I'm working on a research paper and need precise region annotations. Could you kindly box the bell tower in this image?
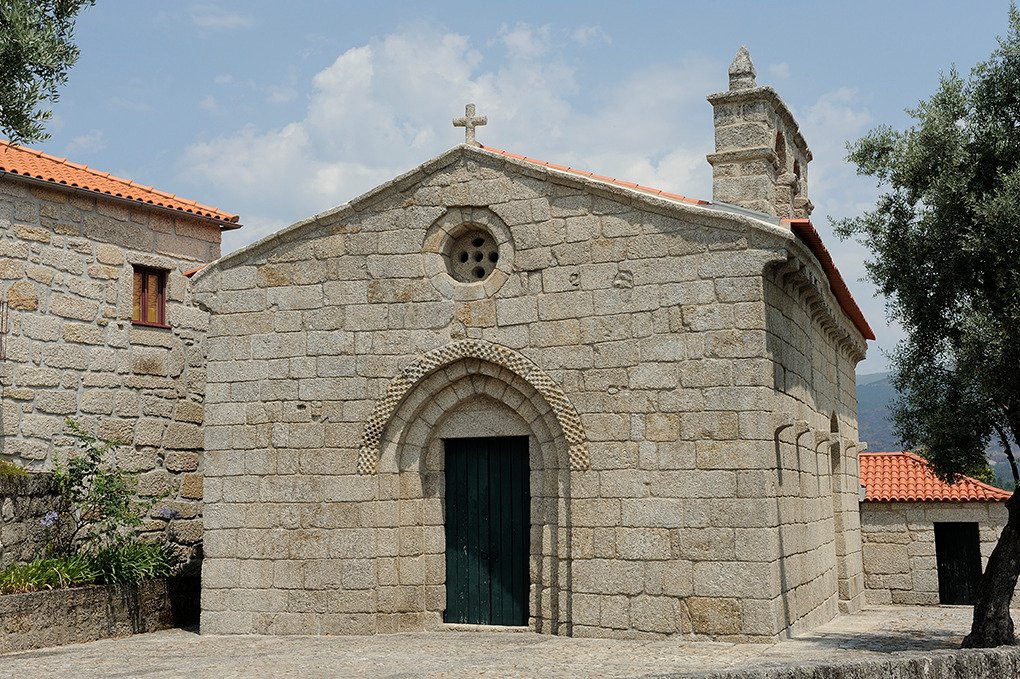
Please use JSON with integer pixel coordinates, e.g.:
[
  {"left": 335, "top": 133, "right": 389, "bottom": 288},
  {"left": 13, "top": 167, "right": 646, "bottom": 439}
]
[{"left": 706, "top": 46, "right": 813, "bottom": 219}]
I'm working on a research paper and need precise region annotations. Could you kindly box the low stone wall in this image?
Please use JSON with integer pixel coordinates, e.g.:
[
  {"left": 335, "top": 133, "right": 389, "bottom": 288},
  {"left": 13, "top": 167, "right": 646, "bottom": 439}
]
[
  {"left": 0, "top": 577, "right": 198, "bottom": 654},
  {"left": 0, "top": 472, "right": 59, "bottom": 568},
  {"left": 683, "top": 647, "right": 1020, "bottom": 678}
]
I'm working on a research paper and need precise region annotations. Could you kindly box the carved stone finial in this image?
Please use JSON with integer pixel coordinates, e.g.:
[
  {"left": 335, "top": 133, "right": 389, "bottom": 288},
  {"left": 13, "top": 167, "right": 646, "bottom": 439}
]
[
  {"left": 728, "top": 46, "right": 757, "bottom": 90},
  {"left": 452, "top": 103, "right": 487, "bottom": 146}
]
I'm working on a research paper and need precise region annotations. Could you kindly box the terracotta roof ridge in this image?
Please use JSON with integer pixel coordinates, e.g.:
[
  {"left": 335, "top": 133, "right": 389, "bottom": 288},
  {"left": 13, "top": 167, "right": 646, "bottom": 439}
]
[
  {"left": 783, "top": 218, "right": 875, "bottom": 341},
  {"left": 478, "top": 145, "right": 711, "bottom": 207},
  {"left": 0, "top": 139, "right": 240, "bottom": 226}
]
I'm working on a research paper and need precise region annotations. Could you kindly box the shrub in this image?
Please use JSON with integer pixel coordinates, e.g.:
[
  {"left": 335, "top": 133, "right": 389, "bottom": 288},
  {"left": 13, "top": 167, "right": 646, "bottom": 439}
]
[
  {"left": 0, "top": 543, "right": 181, "bottom": 595},
  {"left": 91, "top": 542, "right": 181, "bottom": 585},
  {"left": 49, "top": 419, "right": 154, "bottom": 554},
  {"left": 0, "top": 420, "right": 182, "bottom": 596}
]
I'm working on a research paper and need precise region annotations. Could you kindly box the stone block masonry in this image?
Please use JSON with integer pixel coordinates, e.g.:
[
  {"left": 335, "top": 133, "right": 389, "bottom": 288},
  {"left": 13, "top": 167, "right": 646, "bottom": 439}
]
[
  {"left": 861, "top": 501, "right": 1020, "bottom": 606},
  {"left": 0, "top": 578, "right": 185, "bottom": 654},
  {"left": 1, "top": 176, "right": 222, "bottom": 562},
  {"left": 0, "top": 473, "right": 60, "bottom": 568},
  {"left": 192, "top": 140, "right": 869, "bottom": 642}
]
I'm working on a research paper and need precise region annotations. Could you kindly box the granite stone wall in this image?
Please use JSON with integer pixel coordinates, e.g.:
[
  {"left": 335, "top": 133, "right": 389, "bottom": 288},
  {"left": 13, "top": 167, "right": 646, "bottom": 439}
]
[
  {"left": 706, "top": 59, "right": 813, "bottom": 220},
  {"left": 193, "top": 145, "right": 869, "bottom": 641},
  {"left": 763, "top": 262, "right": 867, "bottom": 633},
  {"left": 0, "top": 579, "right": 182, "bottom": 654},
  {"left": 0, "top": 472, "right": 60, "bottom": 568},
  {"left": 860, "top": 501, "right": 1020, "bottom": 606},
  {"left": 0, "top": 177, "right": 220, "bottom": 561}
]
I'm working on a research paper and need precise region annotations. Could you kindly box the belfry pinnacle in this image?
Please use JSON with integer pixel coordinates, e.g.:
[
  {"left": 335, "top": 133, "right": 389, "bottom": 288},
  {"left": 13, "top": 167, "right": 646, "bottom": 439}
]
[{"left": 728, "top": 46, "right": 757, "bottom": 90}]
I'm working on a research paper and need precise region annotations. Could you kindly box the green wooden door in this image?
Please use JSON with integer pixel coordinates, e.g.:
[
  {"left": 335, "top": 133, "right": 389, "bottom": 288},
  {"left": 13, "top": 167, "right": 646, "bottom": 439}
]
[{"left": 444, "top": 436, "right": 530, "bottom": 626}]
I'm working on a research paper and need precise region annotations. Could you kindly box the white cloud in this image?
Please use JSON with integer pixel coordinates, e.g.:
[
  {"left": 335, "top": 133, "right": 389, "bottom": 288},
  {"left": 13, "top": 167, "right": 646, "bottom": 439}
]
[
  {"left": 110, "top": 96, "right": 151, "bottom": 112},
  {"left": 799, "top": 87, "right": 873, "bottom": 211},
  {"left": 497, "top": 23, "right": 552, "bottom": 60},
  {"left": 199, "top": 95, "right": 220, "bottom": 112},
  {"left": 189, "top": 4, "right": 253, "bottom": 30},
  {"left": 181, "top": 24, "right": 723, "bottom": 251},
  {"left": 266, "top": 85, "right": 297, "bottom": 104},
  {"left": 213, "top": 73, "right": 235, "bottom": 85},
  {"left": 571, "top": 25, "right": 611, "bottom": 46},
  {"left": 65, "top": 130, "right": 106, "bottom": 155},
  {"left": 180, "top": 23, "right": 898, "bottom": 368},
  {"left": 768, "top": 62, "right": 790, "bottom": 79}
]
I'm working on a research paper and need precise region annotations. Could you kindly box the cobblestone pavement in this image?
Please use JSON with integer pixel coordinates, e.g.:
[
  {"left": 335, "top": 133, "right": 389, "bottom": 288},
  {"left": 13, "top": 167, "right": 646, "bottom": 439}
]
[{"left": 0, "top": 606, "right": 979, "bottom": 678}]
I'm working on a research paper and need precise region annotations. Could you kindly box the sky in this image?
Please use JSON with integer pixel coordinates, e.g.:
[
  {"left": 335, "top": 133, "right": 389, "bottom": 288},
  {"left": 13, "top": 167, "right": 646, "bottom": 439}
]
[{"left": 36, "top": 0, "right": 1017, "bottom": 373}]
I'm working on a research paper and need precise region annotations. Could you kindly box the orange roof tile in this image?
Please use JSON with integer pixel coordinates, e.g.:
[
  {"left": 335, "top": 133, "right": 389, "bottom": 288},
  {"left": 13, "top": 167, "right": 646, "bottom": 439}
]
[
  {"left": 182, "top": 264, "right": 207, "bottom": 278},
  {"left": 479, "top": 145, "right": 711, "bottom": 206},
  {"left": 860, "top": 451, "right": 1012, "bottom": 502},
  {"left": 0, "top": 141, "right": 240, "bottom": 227},
  {"left": 478, "top": 145, "right": 873, "bottom": 342}
]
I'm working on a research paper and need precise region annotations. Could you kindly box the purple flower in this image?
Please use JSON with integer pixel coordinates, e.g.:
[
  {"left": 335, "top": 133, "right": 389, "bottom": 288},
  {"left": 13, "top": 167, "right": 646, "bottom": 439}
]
[
  {"left": 155, "top": 506, "right": 180, "bottom": 520},
  {"left": 40, "top": 511, "right": 58, "bottom": 527}
]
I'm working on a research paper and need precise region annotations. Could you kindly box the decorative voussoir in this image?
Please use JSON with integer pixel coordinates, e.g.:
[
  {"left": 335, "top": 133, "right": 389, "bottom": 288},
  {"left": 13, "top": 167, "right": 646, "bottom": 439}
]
[{"left": 357, "top": 339, "right": 590, "bottom": 473}]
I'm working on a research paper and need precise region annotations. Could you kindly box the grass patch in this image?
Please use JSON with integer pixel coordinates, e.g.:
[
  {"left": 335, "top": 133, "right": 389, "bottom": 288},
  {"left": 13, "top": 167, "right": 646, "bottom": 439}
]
[
  {"left": 0, "top": 459, "right": 29, "bottom": 478},
  {"left": 0, "top": 543, "right": 180, "bottom": 595}
]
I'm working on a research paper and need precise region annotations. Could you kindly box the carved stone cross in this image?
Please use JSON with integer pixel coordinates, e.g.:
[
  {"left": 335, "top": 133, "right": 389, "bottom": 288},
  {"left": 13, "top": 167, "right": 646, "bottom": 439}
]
[{"left": 453, "top": 103, "right": 487, "bottom": 146}]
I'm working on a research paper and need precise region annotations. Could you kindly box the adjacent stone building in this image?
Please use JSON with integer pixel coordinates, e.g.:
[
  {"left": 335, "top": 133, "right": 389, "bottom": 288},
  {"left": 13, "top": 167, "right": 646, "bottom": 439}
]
[
  {"left": 859, "top": 451, "right": 1017, "bottom": 607},
  {"left": 193, "top": 47, "right": 875, "bottom": 641},
  {"left": 0, "top": 141, "right": 240, "bottom": 560}
]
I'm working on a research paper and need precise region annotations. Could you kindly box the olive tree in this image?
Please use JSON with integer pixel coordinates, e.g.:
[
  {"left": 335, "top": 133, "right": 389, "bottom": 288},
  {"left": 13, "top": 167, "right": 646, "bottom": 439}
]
[
  {"left": 837, "top": 5, "right": 1020, "bottom": 648},
  {"left": 0, "top": 0, "right": 95, "bottom": 144}
]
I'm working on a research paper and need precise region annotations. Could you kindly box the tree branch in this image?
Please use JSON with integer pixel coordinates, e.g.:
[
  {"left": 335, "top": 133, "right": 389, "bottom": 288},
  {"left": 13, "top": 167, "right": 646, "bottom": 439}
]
[{"left": 993, "top": 421, "right": 1019, "bottom": 487}]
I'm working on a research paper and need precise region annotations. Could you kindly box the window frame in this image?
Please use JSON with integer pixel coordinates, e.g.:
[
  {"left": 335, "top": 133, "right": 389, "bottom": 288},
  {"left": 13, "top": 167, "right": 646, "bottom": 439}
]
[{"left": 131, "top": 265, "right": 170, "bottom": 329}]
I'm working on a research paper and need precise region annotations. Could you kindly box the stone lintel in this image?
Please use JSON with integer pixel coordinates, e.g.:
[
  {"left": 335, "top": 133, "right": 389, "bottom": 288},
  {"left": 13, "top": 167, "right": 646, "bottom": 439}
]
[{"left": 706, "top": 147, "right": 779, "bottom": 168}]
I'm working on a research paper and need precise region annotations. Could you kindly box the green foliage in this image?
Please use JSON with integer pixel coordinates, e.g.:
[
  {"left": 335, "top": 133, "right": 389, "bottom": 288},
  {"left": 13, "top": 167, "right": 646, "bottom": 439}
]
[
  {"left": 0, "top": 553, "right": 97, "bottom": 594},
  {"left": 0, "top": 0, "right": 96, "bottom": 144},
  {"left": 836, "top": 5, "right": 1020, "bottom": 485},
  {"left": 964, "top": 460, "right": 999, "bottom": 487},
  {"left": 0, "top": 420, "right": 181, "bottom": 597},
  {"left": 91, "top": 542, "right": 181, "bottom": 585},
  {"left": 0, "top": 459, "right": 29, "bottom": 477},
  {"left": 49, "top": 419, "right": 153, "bottom": 554},
  {"left": 0, "top": 543, "right": 180, "bottom": 594}
]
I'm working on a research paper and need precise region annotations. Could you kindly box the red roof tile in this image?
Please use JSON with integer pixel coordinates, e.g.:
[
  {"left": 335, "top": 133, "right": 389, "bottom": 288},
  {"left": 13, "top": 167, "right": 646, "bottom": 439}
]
[
  {"left": 0, "top": 141, "right": 240, "bottom": 227},
  {"left": 479, "top": 145, "right": 711, "bottom": 206},
  {"left": 182, "top": 264, "right": 207, "bottom": 278},
  {"left": 860, "top": 451, "right": 1012, "bottom": 502}
]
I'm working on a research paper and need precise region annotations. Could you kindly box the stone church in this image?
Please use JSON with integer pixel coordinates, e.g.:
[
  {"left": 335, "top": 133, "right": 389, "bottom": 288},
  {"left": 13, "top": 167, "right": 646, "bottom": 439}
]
[{"left": 192, "top": 47, "right": 875, "bottom": 641}]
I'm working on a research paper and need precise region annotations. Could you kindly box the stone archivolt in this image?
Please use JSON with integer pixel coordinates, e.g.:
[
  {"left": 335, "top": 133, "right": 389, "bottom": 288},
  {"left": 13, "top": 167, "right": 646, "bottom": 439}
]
[{"left": 357, "top": 339, "right": 589, "bottom": 474}]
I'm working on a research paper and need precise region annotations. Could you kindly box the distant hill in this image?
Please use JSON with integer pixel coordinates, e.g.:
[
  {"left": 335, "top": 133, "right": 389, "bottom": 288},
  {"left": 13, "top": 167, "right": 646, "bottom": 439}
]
[
  {"left": 855, "top": 371, "right": 902, "bottom": 452},
  {"left": 855, "top": 371, "right": 1015, "bottom": 490}
]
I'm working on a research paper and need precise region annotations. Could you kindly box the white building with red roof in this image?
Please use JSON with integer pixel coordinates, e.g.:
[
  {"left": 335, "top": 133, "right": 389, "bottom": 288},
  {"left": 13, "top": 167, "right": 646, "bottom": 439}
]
[{"left": 859, "top": 451, "right": 1015, "bottom": 606}]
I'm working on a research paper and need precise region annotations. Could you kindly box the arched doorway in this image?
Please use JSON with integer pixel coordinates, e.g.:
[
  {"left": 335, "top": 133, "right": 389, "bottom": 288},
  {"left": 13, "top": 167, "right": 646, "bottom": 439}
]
[{"left": 364, "top": 342, "right": 589, "bottom": 634}]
